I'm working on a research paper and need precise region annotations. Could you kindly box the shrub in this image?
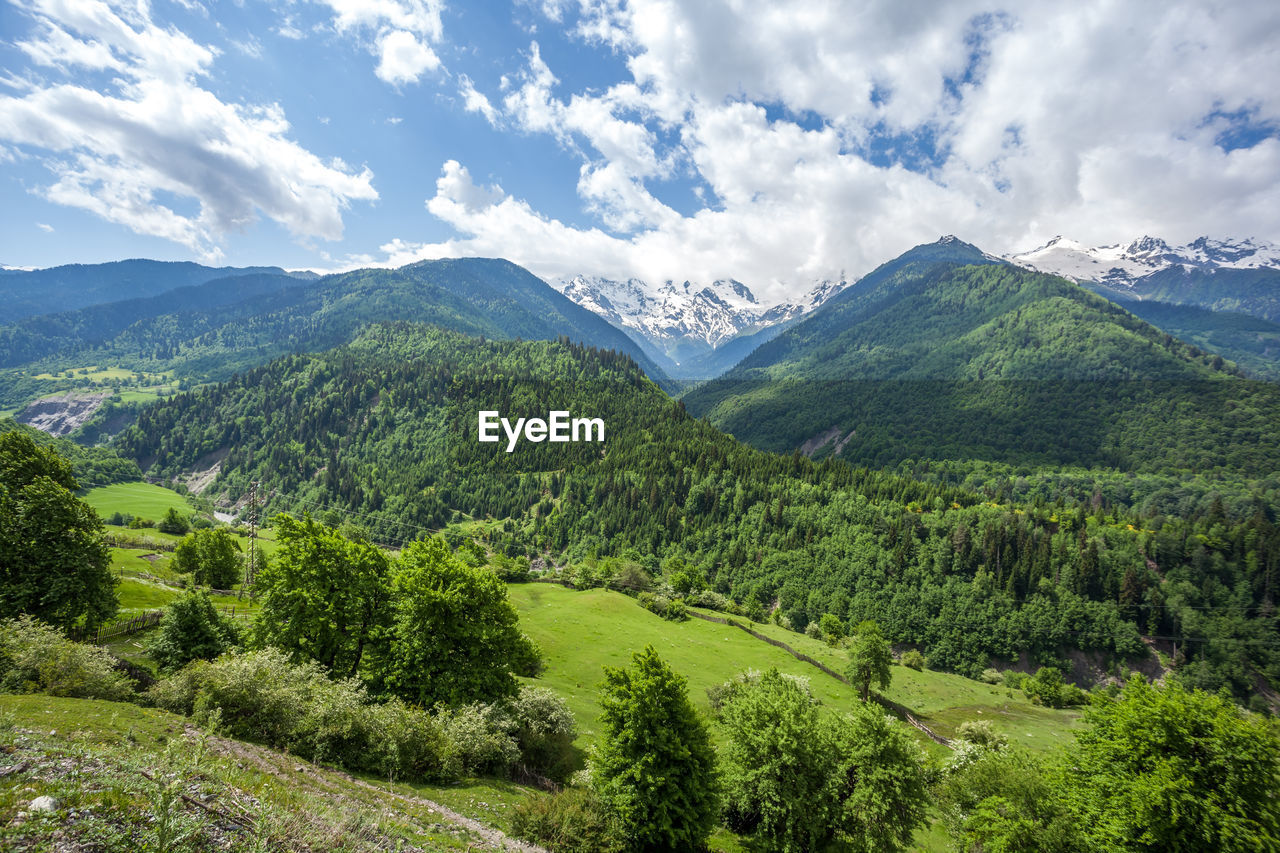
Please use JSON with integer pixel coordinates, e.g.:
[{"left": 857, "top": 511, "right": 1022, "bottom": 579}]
[
  {"left": 901, "top": 650, "right": 926, "bottom": 671},
  {"left": 437, "top": 703, "right": 521, "bottom": 776},
  {"left": 980, "top": 667, "right": 1002, "bottom": 684},
  {"left": 512, "top": 788, "right": 622, "bottom": 853},
  {"left": 147, "top": 648, "right": 457, "bottom": 782},
  {"left": 0, "top": 616, "right": 133, "bottom": 701},
  {"left": 504, "top": 685, "right": 578, "bottom": 780},
  {"left": 956, "top": 720, "right": 1008, "bottom": 752},
  {"left": 158, "top": 507, "right": 191, "bottom": 536},
  {"left": 636, "top": 591, "right": 688, "bottom": 621},
  {"left": 1022, "top": 667, "right": 1086, "bottom": 708},
  {"left": 146, "top": 590, "right": 239, "bottom": 672},
  {"left": 1002, "top": 669, "right": 1028, "bottom": 689}
]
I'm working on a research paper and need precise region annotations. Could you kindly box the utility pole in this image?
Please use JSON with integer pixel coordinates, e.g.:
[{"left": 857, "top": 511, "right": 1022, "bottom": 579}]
[{"left": 240, "top": 481, "right": 258, "bottom": 600}]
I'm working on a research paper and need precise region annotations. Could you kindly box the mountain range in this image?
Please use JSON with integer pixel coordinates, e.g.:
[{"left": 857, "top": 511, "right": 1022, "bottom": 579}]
[
  {"left": 683, "top": 237, "right": 1280, "bottom": 474},
  {"left": 0, "top": 257, "right": 677, "bottom": 411},
  {"left": 1008, "top": 235, "right": 1280, "bottom": 322},
  {"left": 550, "top": 275, "right": 846, "bottom": 378}
]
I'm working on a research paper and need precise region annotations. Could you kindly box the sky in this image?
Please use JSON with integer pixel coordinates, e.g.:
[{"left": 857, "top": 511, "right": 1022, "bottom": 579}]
[{"left": 1, "top": 0, "right": 1278, "bottom": 303}]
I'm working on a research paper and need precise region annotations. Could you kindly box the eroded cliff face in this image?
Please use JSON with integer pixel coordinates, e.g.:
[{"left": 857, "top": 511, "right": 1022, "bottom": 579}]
[{"left": 16, "top": 392, "right": 109, "bottom": 437}]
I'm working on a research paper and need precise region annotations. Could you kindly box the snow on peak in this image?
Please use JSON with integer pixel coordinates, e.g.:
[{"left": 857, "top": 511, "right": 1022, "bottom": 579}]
[
  {"left": 551, "top": 274, "right": 847, "bottom": 351},
  {"left": 1006, "top": 235, "right": 1280, "bottom": 287}
]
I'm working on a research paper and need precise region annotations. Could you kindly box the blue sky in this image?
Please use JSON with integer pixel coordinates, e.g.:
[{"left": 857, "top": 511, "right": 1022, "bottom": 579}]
[{"left": 2, "top": 0, "right": 1278, "bottom": 301}]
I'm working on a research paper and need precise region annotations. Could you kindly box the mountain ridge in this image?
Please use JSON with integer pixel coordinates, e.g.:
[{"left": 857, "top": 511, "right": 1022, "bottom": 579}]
[{"left": 550, "top": 273, "right": 848, "bottom": 378}]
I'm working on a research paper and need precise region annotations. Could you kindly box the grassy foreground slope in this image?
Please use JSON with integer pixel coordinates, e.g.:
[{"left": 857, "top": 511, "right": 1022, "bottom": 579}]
[
  {"left": 506, "top": 583, "right": 1080, "bottom": 753},
  {"left": 0, "top": 694, "right": 538, "bottom": 852}
]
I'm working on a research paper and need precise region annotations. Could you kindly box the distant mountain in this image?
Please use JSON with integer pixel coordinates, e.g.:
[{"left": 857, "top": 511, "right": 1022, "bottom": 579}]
[
  {"left": 0, "top": 273, "right": 305, "bottom": 367},
  {"left": 1008, "top": 236, "right": 1280, "bottom": 322},
  {"left": 0, "top": 259, "right": 317, "bottom": 321},
  {"left": 683, "top": 238, "right": 1280, "bottom": 475},
  {"left": 1121, "top": 301, "right": 1280, "bottom": 382},
  {"left": 0, "top": 257, "right": 675, "bottom": 410},
  {"left": 550, "top": 274, "right": 846, "bottom": 378}
]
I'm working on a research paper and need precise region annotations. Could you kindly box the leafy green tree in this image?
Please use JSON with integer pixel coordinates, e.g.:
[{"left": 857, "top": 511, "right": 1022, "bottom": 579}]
[
  {"left": 158, "top": 506, "right": 191, "bottom": 535},
  {"left": 0, "top": 431, "right": 116, "bottom": 630},
  {"left": 252, "top": 514, "right": 390, "bottom": 678},
  {"left": 720, "top": 668, "right": 839, "bottom": 851},
  {"left": 1066, "top": 676, "right": 1280, "bottom": 852},
  {"left": 1022, "top": 667, "right": 1085, "bottom": 708},
  {"left": 935, "top": 748, "right": 1077, "bottom": 853},
  {"left": 147, "top": 589, "right": 239, "bottom": 671},
  {"left": 374, "top": 536, "right": 535, "bottom": 706},
  {"left": 172, "top": 527, "right": 242, "bottom": 589},
  {"left": 720, "top": 668, "right": 927, "bottom": 852},
  {"left": 818, "top": 613, "right": 846, "bottom": 643},
  {"left": 592, "top": 645, "right": 719, "bottom": 851},
  {"left": 847, "top": 619, "right": 892, "bottom": 701}
]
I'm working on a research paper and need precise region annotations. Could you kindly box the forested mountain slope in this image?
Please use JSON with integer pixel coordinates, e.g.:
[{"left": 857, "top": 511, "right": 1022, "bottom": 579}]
[
  {"left": 683, "top": 244, "right": 1280, "bottom": 476},
  {"left": 0, "top": 259, "right": 311, "bottom": 321},
  {"left": 0, "top": 258, "right": 674, "bottom": 408},
  {"left": 116, "top": 323, "right": 1280, "bottom": 700}
]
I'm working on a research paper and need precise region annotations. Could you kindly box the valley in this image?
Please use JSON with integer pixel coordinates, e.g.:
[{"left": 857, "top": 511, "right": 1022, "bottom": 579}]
[{"left": 2, "top": 236, "right": 1278, "bottom": 853}]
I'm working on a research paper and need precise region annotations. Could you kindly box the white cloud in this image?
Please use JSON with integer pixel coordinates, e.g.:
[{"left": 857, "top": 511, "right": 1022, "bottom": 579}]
[
  {"left": 311, "top": 0, "right": 445, "bottom": 85},
  {"left": 375, "top": 29, "right": 439, "bottom": 84},
  {"left": 0, "top": 0, "right": 377, "bottom": 261},
  {"left": 416, "top": 0, "right": 1280, "bottom": 298},
  {"left": 458, "top": 74, "right": 499, "bottom": 125},
  {"left": 36, "top": 222, "right": 54, "bottom": 232}
]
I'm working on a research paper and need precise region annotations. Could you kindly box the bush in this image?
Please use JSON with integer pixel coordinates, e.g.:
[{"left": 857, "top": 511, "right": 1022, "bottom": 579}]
[
  {"left": 901, "top": 650, "right": 926, "bottom": 671},
  {"left": 158, "top": 507, "right": 191, "bottom": 536},
  {"left": 979, "top": 668, "right": 1002, "bottom": 684},
  {"left": 147, "top": 648, "right": 457, "bottom": 782},
  {"left": 511, "top": 788, "right": 622, "bottom": 853},
  {"left": 0, "top": 616, "right": 133, "bottom": 701},
  {"left": 437, "top": 703, "right": 521, "bottom": 776},
  {"left": 956, "top": 720, "right": 1008, "bottom": 752},
  {"left": 438, "top": 685, "right": 579, "bottom": 780},
  {"left": 1022, "top": 667, "right": 1086, "bottom": 708},
  {"left": 636, "top": 591, "right": 688, "bottom": 621},
  {"left": 1002, "top": 670, "right": 1028, "bottom": 689},
  {"left": 146, "top": 590, "right": 239, "bottom": 672}
]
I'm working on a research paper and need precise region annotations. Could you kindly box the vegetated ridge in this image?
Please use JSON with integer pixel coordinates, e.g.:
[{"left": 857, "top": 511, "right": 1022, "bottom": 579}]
[{"left": 114, "top": 322, "right": 1280, "bottom": 703}]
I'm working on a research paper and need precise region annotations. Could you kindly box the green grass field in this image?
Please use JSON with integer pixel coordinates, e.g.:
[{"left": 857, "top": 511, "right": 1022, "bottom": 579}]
[
  {"left": 83, "top": 482, "right": 191, "bottom": 521},
  {"left": 720, "top": 612, "right": 1084, "bottom": 751},
  {"left": 509, "top": 584, "right": 1081, "bottom": 758}
]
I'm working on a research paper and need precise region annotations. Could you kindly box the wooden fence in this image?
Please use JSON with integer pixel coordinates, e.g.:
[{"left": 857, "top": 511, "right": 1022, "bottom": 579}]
[{"left": 74, "top": 604, "right": 252, "bottom": 645}]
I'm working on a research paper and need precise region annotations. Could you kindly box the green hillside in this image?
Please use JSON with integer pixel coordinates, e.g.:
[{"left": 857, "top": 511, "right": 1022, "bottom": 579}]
[
  {"left": 1086, "top": 265, "right": 1280, "bottom": 323},
  {"left": 683, "top": 248, "right": 1280, "bottom": 480},
  {"left": 1121, "top": 299, "right": 1280, "bottom": 381},
  {"left": 508, "top": 583, "right": 1082, "bottom": 753},
  {"left": 0, "top": 693, "right": 534, "bottom": 852},
  {"left": 112, "top": 322, "right": 1280, "bottom": 702},
  {"left": 0, "top": 257, "right": 674, "bottom": 410}
]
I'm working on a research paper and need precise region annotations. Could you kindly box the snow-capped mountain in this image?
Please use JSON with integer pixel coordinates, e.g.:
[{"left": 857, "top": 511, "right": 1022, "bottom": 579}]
[
  {"left": 550, "top": 275, "right": 847, "bottom": 375},
  {"left": 1007, "top": 236, "right": 1280, "bottom": 289}
]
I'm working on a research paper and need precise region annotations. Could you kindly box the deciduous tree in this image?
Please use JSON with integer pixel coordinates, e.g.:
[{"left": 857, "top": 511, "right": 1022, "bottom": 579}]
[
  {"left": 592, "top": 645, "right": 719, "bottom": 851},
  {"left": 0, "top": 431, "right": 115, "bottom": 630},
  {"left": 847, "top": 619, "right": 892, "bottom": 701}
]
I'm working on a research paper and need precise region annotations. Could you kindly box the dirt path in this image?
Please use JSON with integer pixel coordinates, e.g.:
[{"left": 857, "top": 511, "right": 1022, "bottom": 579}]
[{"left": 207, "top": 729, "right": 549, "bottom": 852}]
